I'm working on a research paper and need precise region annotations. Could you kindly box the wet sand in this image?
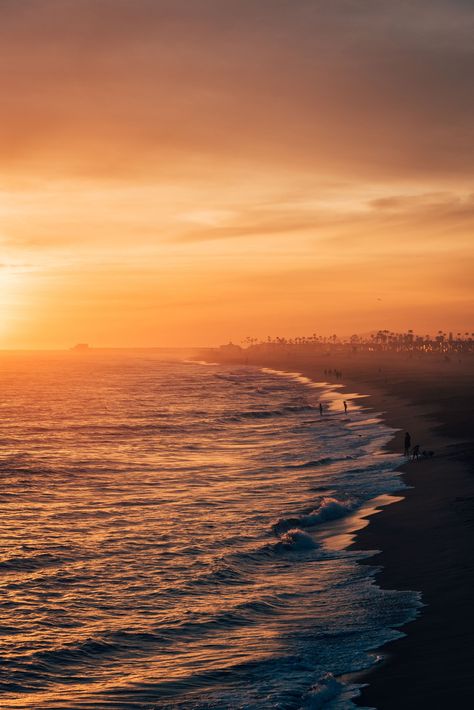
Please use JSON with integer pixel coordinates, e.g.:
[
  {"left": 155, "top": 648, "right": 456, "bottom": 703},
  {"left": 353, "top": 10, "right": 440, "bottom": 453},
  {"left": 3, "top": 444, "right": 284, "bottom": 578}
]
[{"left": 209, "top": 348, "right": 474, "bottom": 708}]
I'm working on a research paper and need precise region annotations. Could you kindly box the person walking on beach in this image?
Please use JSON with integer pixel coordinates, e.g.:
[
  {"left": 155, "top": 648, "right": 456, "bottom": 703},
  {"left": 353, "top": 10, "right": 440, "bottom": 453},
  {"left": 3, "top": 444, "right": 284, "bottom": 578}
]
[
  {"left": 404, "top": 432, "right": 411, "bottom": 456},
  {"left": 412, "top": 444, "right": 420, "bottom": 461},
  {"left": 343, "top": 400, "right": 348, "bottom": 414},
  {"left": 319, "top": 402, "right": 323, "bottom": 416}
]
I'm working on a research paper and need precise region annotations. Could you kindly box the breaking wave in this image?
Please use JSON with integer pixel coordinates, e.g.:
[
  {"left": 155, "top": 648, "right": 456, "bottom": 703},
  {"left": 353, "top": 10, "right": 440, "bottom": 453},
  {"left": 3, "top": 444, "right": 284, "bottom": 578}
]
[
  {"left": 300, "top": 673, "right": 346, "bottom": 708},
  {"left": 275, "top": 529, "right": 318, "bottom": 551},
  {"left": 273, "top": 496, "right": 357, "bottom": 535}
]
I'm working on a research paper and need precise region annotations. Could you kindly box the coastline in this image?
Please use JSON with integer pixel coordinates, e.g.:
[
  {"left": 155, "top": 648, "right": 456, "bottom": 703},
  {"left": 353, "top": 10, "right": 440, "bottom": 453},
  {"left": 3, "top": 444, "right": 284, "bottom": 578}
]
[
  {"left": 331, "top": 378, "right": 473, "bottom": 709},
  {"left": 206, "top": 350, "right": 474, "bottom": 708}
]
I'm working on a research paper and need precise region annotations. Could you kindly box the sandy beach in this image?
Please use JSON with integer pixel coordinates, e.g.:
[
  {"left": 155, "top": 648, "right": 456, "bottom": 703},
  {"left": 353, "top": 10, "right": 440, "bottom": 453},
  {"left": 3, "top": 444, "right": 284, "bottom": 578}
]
[{"left": 208, "top": 347, "right": 474, "bottom": 708}]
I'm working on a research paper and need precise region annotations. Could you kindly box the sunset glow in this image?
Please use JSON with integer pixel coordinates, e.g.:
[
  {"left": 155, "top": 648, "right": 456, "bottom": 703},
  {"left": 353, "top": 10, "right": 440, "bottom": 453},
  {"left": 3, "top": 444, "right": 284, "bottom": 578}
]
[
  {"left": 1, "top": 1, "right": 472, "bottom": 348},
  {"left": 1, "top": 5, "right": 474, "bottom": 707}
]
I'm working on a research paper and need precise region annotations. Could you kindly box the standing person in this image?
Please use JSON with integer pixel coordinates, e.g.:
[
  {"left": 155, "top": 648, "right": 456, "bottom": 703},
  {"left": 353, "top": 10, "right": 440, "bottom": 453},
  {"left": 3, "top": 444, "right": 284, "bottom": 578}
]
[
  {"left": 319, "top": 402, "right": 323, "bottom": 416},
  {"left": 343, "top": 400, "right": 348, "bottom": 414},
  {"left": 412, "top": 444, "right": 420, "bottom": 461},
  {"left": 404, "top": 432, "right": 411, "bottom": 456}
]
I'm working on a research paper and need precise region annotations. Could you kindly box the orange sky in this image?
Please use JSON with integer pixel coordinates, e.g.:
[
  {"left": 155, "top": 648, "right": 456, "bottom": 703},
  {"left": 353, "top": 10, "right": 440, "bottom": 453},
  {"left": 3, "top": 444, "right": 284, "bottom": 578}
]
[{"left": 1, "top": 0, "right": 473, "bottom": 348}]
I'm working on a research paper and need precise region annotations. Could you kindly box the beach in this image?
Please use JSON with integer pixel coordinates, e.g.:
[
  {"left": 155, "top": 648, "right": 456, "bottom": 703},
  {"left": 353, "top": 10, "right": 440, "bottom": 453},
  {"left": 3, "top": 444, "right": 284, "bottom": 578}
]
[{"left": 208, "top": 347, "right": 474, "bottom": 708}]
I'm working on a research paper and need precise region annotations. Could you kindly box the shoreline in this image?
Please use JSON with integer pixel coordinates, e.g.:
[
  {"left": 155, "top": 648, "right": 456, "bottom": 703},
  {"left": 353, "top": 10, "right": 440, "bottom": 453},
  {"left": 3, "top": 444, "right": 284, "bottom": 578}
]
[{"left": 207, "top": 351, "right": 474, "bottom": 708}]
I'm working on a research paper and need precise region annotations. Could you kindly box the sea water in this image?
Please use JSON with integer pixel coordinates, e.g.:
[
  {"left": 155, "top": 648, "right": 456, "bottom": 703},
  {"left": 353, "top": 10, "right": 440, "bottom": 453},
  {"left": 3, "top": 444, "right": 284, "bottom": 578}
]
[{"left": 0, "top": 353, "right": 420, "bottom": 709}]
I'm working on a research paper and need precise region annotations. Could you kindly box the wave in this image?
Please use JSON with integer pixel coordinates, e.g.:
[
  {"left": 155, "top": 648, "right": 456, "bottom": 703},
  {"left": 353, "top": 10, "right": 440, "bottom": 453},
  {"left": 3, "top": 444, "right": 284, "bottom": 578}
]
[
  {"left": 191, "top": 563, "right": 246, "bottom": 589},
  {"left": 300, "top": 673, "right": 345, "bottom": 708},
  {"left": 343, "top": 461, "right": 398, "bottom": 476},
  {"left": 16, "top": 637, "right": 124, "bottom": 674},
  {"left": 0, "top": 553, "right": 68, "bottom": 573},
  {"left": 273, "top": 497, "right": 357, "bottom": 535},
  {"left": 275, "top": 529, "right": 318, "bottom": 551},
  {"left": 287, "top": 457, "right": 334, "bottom": 469},
  {"left": 23, "top": 596, "right": 288, "bottom": 672},
  {"left": 179, "top": 533, "right": 321, "bottom": 595},
  {"left": 226, "top": 403, "right": 316, "bottom": 422},
  {"left": 183, "top": 360, "right": 219, "bottom": 366}
]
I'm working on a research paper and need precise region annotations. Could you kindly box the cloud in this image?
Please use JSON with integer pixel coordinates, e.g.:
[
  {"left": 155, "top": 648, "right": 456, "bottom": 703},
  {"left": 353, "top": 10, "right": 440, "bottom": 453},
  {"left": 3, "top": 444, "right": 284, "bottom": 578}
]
[
  {"left": 369, "top": 192, "right": 474, "bottom": 218},
  {"left": 173, "top": 190, "right": 474, "bottom": 246},
  {"left": 0, "top": 1, "right": 472, "bottom": 181}
]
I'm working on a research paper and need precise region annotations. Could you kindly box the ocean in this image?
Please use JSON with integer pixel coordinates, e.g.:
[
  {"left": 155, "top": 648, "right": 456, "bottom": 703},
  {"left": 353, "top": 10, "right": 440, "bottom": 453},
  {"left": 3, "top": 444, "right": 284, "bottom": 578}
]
[{"left": 0, "top": 353, "right": 420, "bottom": 709}]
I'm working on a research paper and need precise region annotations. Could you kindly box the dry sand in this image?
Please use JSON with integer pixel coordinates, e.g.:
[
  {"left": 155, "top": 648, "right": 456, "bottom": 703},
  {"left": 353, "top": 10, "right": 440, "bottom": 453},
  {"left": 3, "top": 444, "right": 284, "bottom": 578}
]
[{"left": 209, "top": 348, "right": 474, "bottom": 709}]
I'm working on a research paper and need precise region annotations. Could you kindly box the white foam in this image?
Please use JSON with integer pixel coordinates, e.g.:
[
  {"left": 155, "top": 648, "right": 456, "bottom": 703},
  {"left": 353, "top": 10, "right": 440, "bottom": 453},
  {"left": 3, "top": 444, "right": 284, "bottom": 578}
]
[
  {"left": 277, "top": 528, "right": 318, "bottom": 550},
  {"left": 274, "top": 497, "right": 356, "bottom": 535},
  {"left": 305, "top": 497, "right": 356, "bottom": 524}
]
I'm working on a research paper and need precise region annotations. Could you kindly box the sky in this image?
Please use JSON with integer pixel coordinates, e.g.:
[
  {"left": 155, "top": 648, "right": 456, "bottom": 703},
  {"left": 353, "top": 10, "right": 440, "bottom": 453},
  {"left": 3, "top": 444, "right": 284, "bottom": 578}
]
[{"left": 0, "top": 0, "right": 473, "bottom": 348}]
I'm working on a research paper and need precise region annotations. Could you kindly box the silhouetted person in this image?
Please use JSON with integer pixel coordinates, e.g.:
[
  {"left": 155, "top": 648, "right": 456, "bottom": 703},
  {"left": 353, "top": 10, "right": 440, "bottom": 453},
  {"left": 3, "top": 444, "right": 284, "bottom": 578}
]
[
  {"left": 404, "top": 432, "right": 411, "bottom": 456},
  {"left": 343, "top": 400, "right": 348, "bottom": 413},
  {"left": 412, "top": 444, "right": 420, "bottom": 461},
  {"left": 319, "top": 402, "right": 323, "bottom": 416}
]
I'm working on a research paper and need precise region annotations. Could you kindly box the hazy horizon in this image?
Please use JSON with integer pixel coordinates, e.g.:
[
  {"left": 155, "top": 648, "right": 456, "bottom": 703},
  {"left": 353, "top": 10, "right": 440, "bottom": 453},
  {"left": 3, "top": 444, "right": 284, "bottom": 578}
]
[
  {"left": 1, "top": 325, "right": 473, "bottom": 354},
  {"left": 1, "top": 1, "right": 473, "bottom": 349}
]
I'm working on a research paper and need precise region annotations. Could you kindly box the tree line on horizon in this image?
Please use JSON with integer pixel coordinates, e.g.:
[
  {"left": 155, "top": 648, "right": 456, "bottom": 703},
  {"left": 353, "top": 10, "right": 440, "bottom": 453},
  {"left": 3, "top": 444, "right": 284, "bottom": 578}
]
[{"left": 226, "top": 329, "right": 474, "bottom": 355}]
